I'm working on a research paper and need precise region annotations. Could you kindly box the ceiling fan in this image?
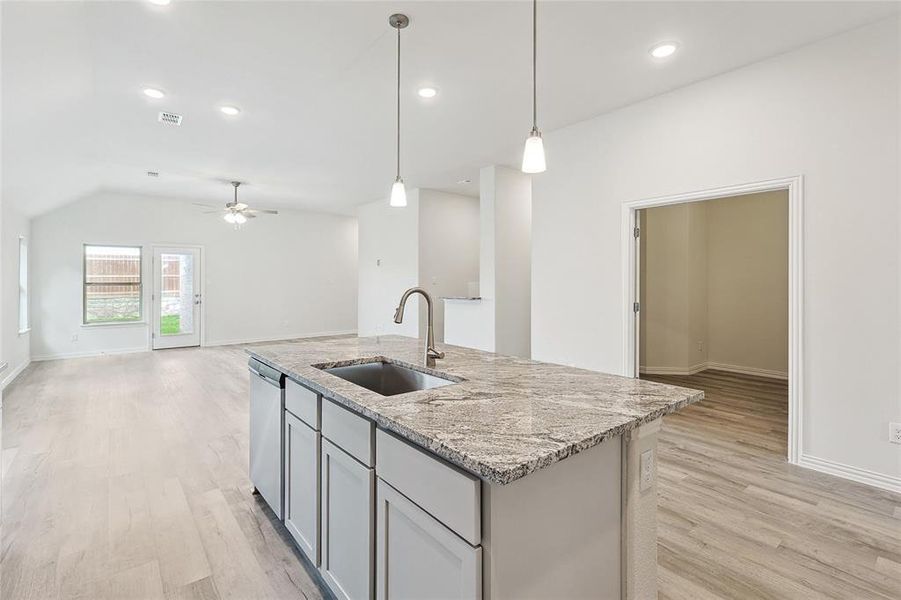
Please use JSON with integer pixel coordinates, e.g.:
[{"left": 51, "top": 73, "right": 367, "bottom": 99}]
[{"left": 193, "top": 181, "right": 278, "bottom": 226}]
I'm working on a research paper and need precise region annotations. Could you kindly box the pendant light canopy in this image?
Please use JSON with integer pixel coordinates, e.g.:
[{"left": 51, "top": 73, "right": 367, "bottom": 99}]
[
  {"left": 521, "top": 0, "right": 546, "bottom": 174},
  {"left": 389, "top": 13, "right": 409, "bottom": 207}
]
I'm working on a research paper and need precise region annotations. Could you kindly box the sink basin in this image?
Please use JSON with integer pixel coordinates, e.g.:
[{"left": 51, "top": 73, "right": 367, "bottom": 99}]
[{"left": 322, "top": 361, "right": 456, "bottom": 396}]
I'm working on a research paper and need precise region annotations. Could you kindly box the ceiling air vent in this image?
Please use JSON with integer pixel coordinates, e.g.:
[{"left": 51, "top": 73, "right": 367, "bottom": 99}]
[{"left": 158, "top": 111, "right": 183, "bottom": 126}]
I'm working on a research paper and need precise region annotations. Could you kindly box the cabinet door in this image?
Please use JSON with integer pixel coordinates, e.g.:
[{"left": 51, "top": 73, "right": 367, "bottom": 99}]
[
  {"left": 376, "top": 479, "right": 482, "bottom": 600},
  {"left": 321, "top": 439, "right": 374, "bottom": 600},
  {"left": 285, "top": 411, "right": 320, "bottom": 566}
]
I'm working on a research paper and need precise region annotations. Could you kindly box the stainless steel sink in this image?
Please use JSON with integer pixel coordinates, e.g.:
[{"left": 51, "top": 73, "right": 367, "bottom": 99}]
[{"left": 321, "top": 361, "right": 456, "bottom": 396}]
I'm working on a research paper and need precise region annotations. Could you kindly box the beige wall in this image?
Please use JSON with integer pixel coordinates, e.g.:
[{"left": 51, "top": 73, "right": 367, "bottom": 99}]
[{"left": 640, "top": 190, "right": 788, "bottom": 378}]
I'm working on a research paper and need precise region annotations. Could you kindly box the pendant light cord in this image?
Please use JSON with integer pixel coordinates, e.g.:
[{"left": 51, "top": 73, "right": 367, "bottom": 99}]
[
  {"left": 396, "top": 25, "right": 401, "bottom": 180},
  {"left": 532, "top": 0, "right": 537, "bottom": 131}
]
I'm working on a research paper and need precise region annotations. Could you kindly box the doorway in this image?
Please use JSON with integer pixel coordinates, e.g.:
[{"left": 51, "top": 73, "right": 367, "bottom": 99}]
[
  {"left": 622, "top": 177, "right": 803, "bottom": 463},
  {"left": 152, "top": 246, "right": 202, "bottom": 349}
]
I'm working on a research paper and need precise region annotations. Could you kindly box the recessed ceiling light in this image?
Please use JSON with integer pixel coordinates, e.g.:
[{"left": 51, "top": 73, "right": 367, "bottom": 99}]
[
  {"left": 650, "top": 42, "right": 678, "bottom": 59},
  {"left": 417, "top": 87, "right": 438, "bottom": 99},
  {"left": 220, "top": 105, "right": 241, "bottom": 116},
  {"left": 147, "top": 0, "right": 171, "bottom": 6},
  {"left": 143, "top": 87, "right": 166, "bottom": 99}
]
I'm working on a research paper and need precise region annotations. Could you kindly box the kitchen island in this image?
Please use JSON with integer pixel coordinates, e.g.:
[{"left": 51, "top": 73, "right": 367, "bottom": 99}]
[{"left": 247, "top": 335, "right": 702, "bottom": 600}]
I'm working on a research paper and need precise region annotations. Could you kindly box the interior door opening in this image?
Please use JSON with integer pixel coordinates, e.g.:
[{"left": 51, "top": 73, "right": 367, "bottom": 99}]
[
  {"left": 623, "top": 177, "right": 802, "bottom": 464},
  {"left": 152, "top": 246, "right": 202, "bottom": 349}
]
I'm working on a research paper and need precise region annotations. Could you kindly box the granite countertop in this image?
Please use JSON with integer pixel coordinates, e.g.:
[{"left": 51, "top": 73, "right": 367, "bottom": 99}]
[{"left": 247, "top": 335, "right": 703, "bottom": 485}]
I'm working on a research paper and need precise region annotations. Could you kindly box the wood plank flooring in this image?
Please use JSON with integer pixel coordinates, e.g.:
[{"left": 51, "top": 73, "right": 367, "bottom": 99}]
[
  {"left": 1, "top": 346, "right": 325, "bottom": 600},
  {"left": 1, "top": 349, "right": 898, "bottom": 599},
  {"left": 646, "top": 370, "right": 901, "bottom": 600}
]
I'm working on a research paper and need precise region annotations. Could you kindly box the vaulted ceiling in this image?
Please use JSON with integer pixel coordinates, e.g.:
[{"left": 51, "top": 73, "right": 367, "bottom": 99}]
[{"left": 3, "top": 1, "right": 897, "bottom": 216}]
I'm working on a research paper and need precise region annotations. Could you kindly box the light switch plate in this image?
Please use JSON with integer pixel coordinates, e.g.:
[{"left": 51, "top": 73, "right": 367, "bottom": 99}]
[{"left": 640, "top": 449, "right": 654, "bottom": 491}]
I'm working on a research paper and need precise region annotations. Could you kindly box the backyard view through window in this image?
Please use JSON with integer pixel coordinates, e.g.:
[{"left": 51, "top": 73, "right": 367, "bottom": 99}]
[{"left": 84, "top": 245, "right": 142, "bottom": 324}]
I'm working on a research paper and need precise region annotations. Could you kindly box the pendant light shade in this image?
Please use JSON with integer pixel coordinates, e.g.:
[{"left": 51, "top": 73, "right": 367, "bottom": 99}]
[
  {"left": 521, "top": 0, "right": 546, "bottom": 174},
  {"left": 389, "top": 14, "right": 409, "bottom": 207},
  {"left": 390, "top": 177, "right": 407, "bottom": 207},
  {"left": 522, "top": 129, "right": 546, "bottom": 173}
]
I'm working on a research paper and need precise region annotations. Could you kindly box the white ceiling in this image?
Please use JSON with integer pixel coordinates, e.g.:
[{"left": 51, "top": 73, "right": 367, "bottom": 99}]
[{"left": 3, "top": 1, "right": 897, "bottom": 217}]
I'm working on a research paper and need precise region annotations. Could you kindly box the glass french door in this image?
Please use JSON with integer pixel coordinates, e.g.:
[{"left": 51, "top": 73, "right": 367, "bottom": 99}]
[{"left": 152, "top": 247, "right": 202, "bottom": 349}]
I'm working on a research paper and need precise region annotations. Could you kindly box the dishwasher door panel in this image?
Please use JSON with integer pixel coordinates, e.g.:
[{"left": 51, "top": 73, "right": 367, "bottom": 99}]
[{"left": 250, "top": 373, "right": 284, "bottom": 519}]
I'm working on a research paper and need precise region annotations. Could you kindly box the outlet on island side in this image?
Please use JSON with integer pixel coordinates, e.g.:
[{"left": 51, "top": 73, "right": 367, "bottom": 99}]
[{"left": 890, "top": 422, "right": 901, "bottom": 445}]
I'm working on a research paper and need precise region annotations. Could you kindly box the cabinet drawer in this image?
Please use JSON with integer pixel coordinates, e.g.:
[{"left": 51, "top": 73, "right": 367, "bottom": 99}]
[
  {"left": 285, "top": 379, "right": 320, "bottom": 429},
  {"left": 376, "top": 429, "right": 481, "bottom": 545},
  {"left": 322, "top": 398, "right": 374, "bottom": 467}
]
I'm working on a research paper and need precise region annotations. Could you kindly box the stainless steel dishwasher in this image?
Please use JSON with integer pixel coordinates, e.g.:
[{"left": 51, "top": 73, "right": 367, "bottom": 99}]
[{"left": 249, "top": 357, "right": 285, "bottom": 519}]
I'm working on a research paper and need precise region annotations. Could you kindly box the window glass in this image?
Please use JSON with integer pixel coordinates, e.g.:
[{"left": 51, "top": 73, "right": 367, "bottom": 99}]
[{"left": 84, "top": 245, "right": 142, "bottom": 324}]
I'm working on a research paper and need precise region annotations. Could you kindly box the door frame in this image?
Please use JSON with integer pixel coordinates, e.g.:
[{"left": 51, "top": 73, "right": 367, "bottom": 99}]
[
  {"left": 621, "top": 176, "right": 804, "bottom": 464},
  {"left": 150, "top": 244, "right": 206, "bottom": 349}
]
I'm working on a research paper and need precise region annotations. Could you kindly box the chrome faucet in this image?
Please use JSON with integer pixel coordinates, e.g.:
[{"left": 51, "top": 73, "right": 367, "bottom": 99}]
[{"left": 393, "top": 287, "right": 445, "bottom": 367}]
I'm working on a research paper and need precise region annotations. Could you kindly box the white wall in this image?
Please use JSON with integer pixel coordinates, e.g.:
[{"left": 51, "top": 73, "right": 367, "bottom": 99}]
[
  {"left": 445, "top": 166, "right": 531, "bottom": 357},
  {"left": 532, "top": 19, "right": 899, "bottom": 486},
  {"left": 357, "top": 188, "right": 479, "bottom": 342},
  {"left": 30, "top": 191, "right": 358, "bottom": 359},
  {"left": 357, "top": 190, "right": 420, "bottom": 338},
  {"left": 418, "top": 190, "right": 480, "bottom": 342},
  {"left": 492, "top": 167, "right": 532, "bottom": 358},
  {"left": 1, "top": 204, "right": 31, "bottom": 388}
]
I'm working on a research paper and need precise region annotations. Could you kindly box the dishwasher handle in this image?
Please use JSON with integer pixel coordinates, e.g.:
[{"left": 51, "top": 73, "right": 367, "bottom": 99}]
[{"left": 248, "top": 357, "right": 285, "bottom": 388}]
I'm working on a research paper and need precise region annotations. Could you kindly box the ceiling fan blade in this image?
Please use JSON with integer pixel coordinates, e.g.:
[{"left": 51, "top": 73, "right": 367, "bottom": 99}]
[
  {"left": 202, "top": 210, "right": 225, "bottom": 214},
  {"left": 244, "top": 213, "right": 257, "bottom": 219},
  {"left": 192, "top": 202, "right": 220, "bottom": 208},
  {"left": 245, "top": 208, "right": 279, "bottom": 215}
]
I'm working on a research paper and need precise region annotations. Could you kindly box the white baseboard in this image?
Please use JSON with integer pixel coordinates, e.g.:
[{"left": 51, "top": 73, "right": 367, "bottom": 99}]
[
  {"left": 32, "top": 346, "right": 150, "bottom": 362},
  {"left": 705, "top": 362, "right": 788, "bottom": 380},
  {"left": 639, "top": 361, "right": 788, "bottom": 380},
  {"left": 203, "top": 329, "right": 358, "bottom": 348},
  {"left": 639, "top": 363, "right": 708, "bottom": 376},
  {"left": 797, "top": 453, "right": 901, "bottom": 495},
  {"left": 1, "top": 359, "right": 31, "bottom": 390}
]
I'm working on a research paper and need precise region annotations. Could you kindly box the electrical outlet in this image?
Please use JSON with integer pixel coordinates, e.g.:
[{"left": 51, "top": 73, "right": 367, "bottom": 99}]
[
  {"left": 890, "top": 422, "right": 901, "bottom": 445},
  {"left": 640, "top": 449, "right": 654, "bottom": 492},
  {"left": 71, "top": 334, "right": 78, "bottom": 342},
  {"left": 697, "top": 340, "right": 703, "bottom": 353}
]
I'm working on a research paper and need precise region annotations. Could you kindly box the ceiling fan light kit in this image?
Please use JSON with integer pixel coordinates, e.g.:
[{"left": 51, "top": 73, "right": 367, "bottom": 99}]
[{"left": 195, "top": 180, "right": 278, "bottom": 228}]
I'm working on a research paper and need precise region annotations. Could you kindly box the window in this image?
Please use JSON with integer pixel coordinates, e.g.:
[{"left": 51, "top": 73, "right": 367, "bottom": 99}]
[
  {"left": 18, "top": 236, "right": 28, "bottom": 333},
  {"left": 83, "top": 245, "right": 143, "bottom": 324}
]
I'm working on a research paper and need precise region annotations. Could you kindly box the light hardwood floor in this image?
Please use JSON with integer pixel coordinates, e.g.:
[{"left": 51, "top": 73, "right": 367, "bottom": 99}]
[
  {"left": 1, "top": 349, "right": 898, "bottom": 599},
  {"left": 645, "top": 370, "right": 901, "bottom": 600}
]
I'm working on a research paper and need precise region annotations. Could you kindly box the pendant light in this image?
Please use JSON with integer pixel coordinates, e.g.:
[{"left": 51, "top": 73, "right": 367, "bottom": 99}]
[
  {"left": 389, "top": 13, "right": 410, "bottom": 207},
  {"left": 521, "top": 0, "right": 546, "bottom": 174}
]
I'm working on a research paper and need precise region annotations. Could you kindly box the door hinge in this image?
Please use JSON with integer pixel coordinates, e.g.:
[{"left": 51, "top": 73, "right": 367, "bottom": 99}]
[
  {"left": 633, "top": 226, "right": 640, "bottom": 238},
  {"left": 151, "top": 332, "right": 155, "bottom": 339},
  {"left": 633, "top": 302, "right": 640, "bottom": 313}
]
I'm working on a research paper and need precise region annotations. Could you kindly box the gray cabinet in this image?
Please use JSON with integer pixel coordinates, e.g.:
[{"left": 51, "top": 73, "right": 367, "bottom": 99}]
[
  {"left": 284, "top": 411, "right": 320, "bottom": 566},
  {"left": 321, "top": 438, "right": 374, "bottom": 600},
  {"left": 376, "top": 479, "right": 482, "bottom": 600}
]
